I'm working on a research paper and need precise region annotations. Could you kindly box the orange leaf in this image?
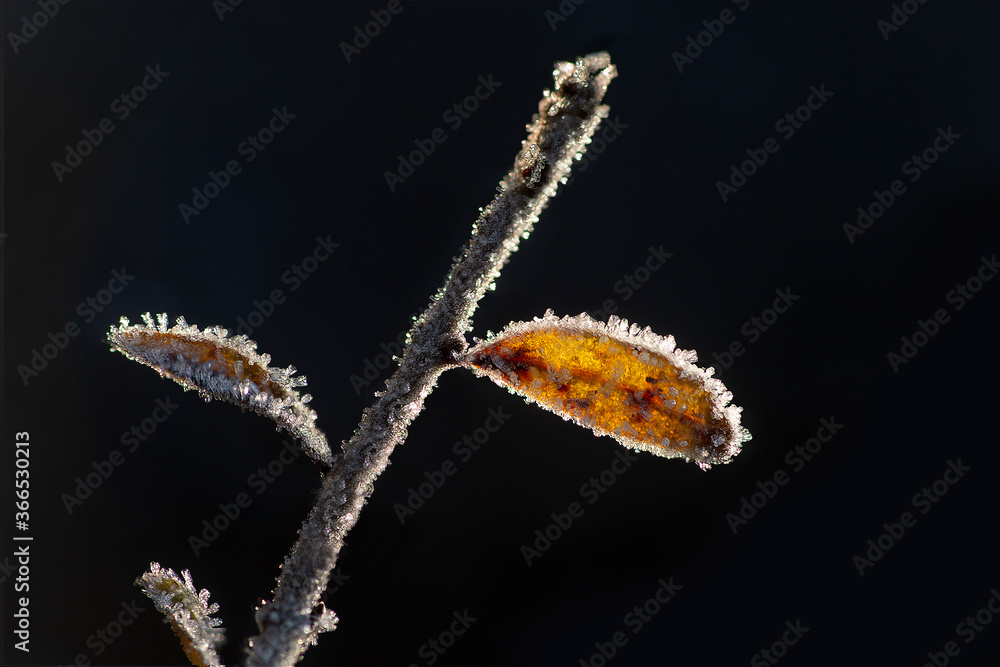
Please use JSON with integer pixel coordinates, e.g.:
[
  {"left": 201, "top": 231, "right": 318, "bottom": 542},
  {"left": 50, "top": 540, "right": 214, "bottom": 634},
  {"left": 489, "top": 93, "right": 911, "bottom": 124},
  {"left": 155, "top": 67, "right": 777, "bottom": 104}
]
[
  {"left": 462, "top": 312, "right": 750, "bottom": 469},
  {"left": 108, "top": 313, "right": 332, "bottom": 467}
]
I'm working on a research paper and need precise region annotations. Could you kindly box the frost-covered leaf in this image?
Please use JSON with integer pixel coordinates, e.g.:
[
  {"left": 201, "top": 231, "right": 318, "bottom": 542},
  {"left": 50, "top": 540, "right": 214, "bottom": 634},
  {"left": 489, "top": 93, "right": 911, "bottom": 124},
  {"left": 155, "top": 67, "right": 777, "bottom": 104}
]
[
  {"left": 108, "top": 313, "right": 332, "bottom": 468},
  {"left": 136, "top": 563, "right": 224, "bottom": 667},
  {"left": 462, "top": 312, "right": 750, "bottom": 469}
]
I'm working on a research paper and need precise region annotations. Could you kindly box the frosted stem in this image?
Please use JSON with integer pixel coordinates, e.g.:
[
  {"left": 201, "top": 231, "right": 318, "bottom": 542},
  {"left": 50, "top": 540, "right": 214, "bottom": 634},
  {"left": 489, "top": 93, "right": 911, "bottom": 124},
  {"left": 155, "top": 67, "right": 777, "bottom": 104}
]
[{"left": 245, "top": 52, "right": 617, "bottom": 666}]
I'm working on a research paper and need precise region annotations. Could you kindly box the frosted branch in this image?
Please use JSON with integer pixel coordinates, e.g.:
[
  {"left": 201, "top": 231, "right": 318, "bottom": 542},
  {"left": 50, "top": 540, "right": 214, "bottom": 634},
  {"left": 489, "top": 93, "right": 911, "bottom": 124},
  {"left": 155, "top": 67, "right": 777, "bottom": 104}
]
[{"left": 245, "top": 52, "right": 617, "bottom": 666}]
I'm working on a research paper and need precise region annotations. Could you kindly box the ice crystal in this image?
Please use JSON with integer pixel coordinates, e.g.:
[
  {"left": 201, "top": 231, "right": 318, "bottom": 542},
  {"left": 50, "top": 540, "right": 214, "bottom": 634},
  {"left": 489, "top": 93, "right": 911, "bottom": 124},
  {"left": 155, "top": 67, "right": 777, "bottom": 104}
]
[
  {"left": 136, "top": 562, "right": 224, "bottom": 667},
  {"left": 108, "top": 313, "right": 332, "bottom": 468},
  {"left": 252, "top": 598, "right": 338, "bottom": 654},
  {"left": 463, "top": 311, "right": 751, "bottom": 469}
]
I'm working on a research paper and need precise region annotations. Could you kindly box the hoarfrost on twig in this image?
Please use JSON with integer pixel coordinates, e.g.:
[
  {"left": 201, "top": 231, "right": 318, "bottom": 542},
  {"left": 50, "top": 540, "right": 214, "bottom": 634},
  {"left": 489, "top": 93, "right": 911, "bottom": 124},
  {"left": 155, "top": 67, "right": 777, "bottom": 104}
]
[{"left": 245, "top": 52, "right": 618, "bottom": 666}]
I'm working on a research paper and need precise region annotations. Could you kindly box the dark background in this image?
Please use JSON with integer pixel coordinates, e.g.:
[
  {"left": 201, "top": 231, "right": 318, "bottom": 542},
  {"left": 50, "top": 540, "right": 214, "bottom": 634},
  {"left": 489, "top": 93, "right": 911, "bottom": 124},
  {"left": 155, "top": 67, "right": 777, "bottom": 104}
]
[{"left": 4, "top": 1, "right": 1000, "bottom": 665}]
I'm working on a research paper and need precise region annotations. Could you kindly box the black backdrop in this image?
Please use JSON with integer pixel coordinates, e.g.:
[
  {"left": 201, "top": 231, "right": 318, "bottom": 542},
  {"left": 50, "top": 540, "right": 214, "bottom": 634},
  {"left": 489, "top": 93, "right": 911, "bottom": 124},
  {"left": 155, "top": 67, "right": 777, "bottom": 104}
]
[{"left": 5, "top": 2, "right": 1000, "bottom": 666}]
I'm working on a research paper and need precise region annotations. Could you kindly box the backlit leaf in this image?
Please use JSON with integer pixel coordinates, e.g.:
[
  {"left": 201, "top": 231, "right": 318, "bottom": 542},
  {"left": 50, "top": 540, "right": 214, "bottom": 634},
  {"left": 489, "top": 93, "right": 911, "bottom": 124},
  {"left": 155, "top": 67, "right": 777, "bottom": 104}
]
[
  {"left": 136, "top": 562, "right": 224, "bottom": 667},
  {"left": 108, "top": 313, "right": 332, "bottom": 468},
  {"left": 462, "top": 312, "right": 750, "bottom": 469}
]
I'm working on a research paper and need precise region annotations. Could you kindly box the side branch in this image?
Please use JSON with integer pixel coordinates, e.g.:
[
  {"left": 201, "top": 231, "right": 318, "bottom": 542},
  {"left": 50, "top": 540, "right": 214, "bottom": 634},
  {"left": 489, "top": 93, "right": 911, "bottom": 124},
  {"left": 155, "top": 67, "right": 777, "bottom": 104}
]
[{"left": 246, "top": 52, "right": 617, "bottom": 666}]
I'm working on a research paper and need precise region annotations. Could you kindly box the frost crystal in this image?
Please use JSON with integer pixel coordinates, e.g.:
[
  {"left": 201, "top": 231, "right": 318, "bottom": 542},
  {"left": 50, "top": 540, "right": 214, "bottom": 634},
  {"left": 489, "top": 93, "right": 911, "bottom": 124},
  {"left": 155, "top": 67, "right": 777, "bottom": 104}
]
[
  {"left": 136, "top": 562, "right": 224, "bottom": 667},
  {"left": 108, "top": 313, "right": 332, "bottom": 467},
  {"left": 245, "top": 53, "right": 619, "bottom": 666},
  {"left": 412, "top": 52, "right": 617, "bottom": 345},
  {"left": 463, "top": 311, "right": 751, "bottom": 469}
]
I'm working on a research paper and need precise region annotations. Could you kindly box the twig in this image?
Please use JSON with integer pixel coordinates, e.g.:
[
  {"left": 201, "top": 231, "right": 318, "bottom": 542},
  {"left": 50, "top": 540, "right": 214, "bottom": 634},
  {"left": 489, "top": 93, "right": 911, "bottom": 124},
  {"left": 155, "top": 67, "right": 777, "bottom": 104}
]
[{"left": 246, "top": 52, "right": 617, "bottom": 665}]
